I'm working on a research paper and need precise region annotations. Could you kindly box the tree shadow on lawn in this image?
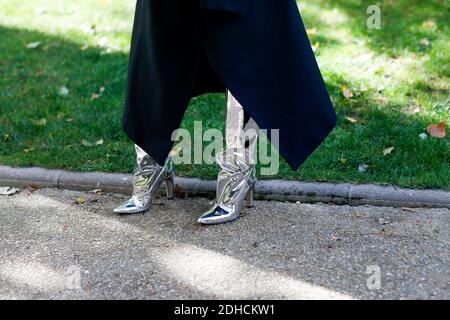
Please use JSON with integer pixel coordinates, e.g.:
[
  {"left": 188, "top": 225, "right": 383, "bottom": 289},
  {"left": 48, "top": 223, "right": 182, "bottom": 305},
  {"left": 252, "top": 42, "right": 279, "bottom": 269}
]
[{"left": 0, "top": 25, "right": 448, "bottom": 189}]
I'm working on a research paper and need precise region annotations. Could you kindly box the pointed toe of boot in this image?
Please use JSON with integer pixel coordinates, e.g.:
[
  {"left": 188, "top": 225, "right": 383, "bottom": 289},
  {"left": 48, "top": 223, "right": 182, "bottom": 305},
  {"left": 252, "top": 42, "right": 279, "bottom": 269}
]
[
  {"left": 197, "top": 205, "right": 240, "bottom": 225},
  {"left": 113, "top": 198, "right": 149, "bottom": 215}
]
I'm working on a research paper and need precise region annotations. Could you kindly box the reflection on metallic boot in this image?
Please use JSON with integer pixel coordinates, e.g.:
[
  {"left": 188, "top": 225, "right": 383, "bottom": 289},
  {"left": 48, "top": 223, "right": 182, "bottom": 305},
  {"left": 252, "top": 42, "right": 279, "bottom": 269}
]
[
  {"left": 198, "top": 149, "right": 256, "bottom": 225},
  {"left": 114, "top": 145, "right": 174, "bottom": 214}
]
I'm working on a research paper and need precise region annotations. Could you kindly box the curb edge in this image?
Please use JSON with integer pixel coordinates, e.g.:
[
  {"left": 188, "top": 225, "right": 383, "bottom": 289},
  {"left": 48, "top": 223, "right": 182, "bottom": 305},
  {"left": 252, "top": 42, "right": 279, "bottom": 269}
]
[{"left": 0, "top": 165, "right": 449, "bottom": 209}]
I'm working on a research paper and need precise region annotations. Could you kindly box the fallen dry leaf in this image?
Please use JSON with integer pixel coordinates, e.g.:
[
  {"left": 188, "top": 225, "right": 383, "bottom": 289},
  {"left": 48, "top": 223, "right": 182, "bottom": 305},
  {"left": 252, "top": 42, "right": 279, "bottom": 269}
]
[
  {"left": 174, "top": 184, "right": 185, "bottom": 199},
  {"left": 419, "top": 133, "right": 428, "bottom": 140},
  {"left": 339, "top": 156, "right": 347, "bottom": 165},
  {"left": 82, "top": 139, "right": 104, "bottom": 147},
  {"left": 422, "top": 20, "right": 436, "bottom": 30},
  {"left": 306, "top": 28, "right": 318, "bottom": 36},
  {"left": 420, "top": 38, "right": 430, "bottom": 47},
  {"left": 358, "top": 164, "right": 369, "bottom": 173},
  {"left": 354, "top": 212, "right": 363, "bottom": 219},
  {"left": 427, "top": 122, "right": 446, "bottom": 138},
  {"left": 341, "top": 86, "right": 354, "bottom": 99},
  {"left": 383, "top": 147, "right": 395, "bottom": 156},
  {"left": 31, "top": 118, "right": 47, "bottom": 126},
  {"left": 346, "top": 116, "right": 358, "bottom": 123},
  {"left": 75, "top": 197, "right": 85, "bottom": 205},
  {"left": 91, "top": 86, "right": 106, "bottom": 100},
  {"left": 59, "top": 86, "right": 69, "bottom": 96},
  {"left": 374, "top": 66, "right": 385, "bottom": 76},
  {"left": 26, "top": 41, "right": 41, "bottom": 49},
  {"left": 311, "top": 42, "right": 320, "bottom": 52}
]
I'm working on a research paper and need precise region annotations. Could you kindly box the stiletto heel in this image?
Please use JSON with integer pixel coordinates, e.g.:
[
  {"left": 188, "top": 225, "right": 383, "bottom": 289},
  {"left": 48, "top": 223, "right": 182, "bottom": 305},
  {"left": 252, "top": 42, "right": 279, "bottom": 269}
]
[
  {"left": 245, "top": 185, "right": 255, "bottom": 208},
  {"left": 165, "top": 175, "right": 175, "bottom": 200}
]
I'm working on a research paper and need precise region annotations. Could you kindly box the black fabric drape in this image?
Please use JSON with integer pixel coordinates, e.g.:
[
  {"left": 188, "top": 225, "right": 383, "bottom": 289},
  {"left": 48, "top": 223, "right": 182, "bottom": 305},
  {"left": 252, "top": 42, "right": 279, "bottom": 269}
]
[{"left": 122, "top": 0, "right": 336, "bottom": 170}]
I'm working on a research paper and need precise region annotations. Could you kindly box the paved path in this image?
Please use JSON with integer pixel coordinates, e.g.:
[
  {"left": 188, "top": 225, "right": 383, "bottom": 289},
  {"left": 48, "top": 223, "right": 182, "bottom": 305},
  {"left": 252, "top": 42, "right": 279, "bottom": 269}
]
[{"left": 0, "top": 188, "right": 448, "bottom": 300}]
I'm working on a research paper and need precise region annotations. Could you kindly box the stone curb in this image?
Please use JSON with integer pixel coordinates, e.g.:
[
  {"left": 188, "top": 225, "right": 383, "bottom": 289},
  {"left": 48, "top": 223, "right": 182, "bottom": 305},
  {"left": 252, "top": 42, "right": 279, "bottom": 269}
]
[{"left": 0, "top": 165, "right": 449, "bottom": 209}]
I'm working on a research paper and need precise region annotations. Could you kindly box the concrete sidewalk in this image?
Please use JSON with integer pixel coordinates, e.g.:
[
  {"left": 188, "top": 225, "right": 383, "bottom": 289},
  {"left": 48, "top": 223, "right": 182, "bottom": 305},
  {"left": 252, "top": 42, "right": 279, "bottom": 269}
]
[{"left": 0, "top": 188, "right": 448, "bottom": 300}]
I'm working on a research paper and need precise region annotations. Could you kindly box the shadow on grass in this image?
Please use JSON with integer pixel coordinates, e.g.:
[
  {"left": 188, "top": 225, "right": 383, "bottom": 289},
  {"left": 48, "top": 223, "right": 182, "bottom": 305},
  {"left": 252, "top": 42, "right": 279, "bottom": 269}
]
[{"left": 0, "top": 26, "right": 134, "bottom": 172}]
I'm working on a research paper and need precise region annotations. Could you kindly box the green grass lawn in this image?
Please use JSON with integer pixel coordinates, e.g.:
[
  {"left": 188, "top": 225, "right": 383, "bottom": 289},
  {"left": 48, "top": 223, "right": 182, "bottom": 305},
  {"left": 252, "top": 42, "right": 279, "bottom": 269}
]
[{"left": 0, "top": 0, "right": 449, "bottom": 190}]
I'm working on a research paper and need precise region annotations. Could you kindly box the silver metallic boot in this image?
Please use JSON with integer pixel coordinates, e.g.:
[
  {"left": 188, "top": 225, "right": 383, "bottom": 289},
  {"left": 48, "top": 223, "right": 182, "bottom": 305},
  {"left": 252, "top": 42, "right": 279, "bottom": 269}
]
[
  {"left": 197, "top": 149, "right": 256, "bottom": 224},
  {"left": 198, "top": 91, "right": 258, "bottom": 225},
  {"left": 114, "top": 145, "right": 175, "bottom": 214}
]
